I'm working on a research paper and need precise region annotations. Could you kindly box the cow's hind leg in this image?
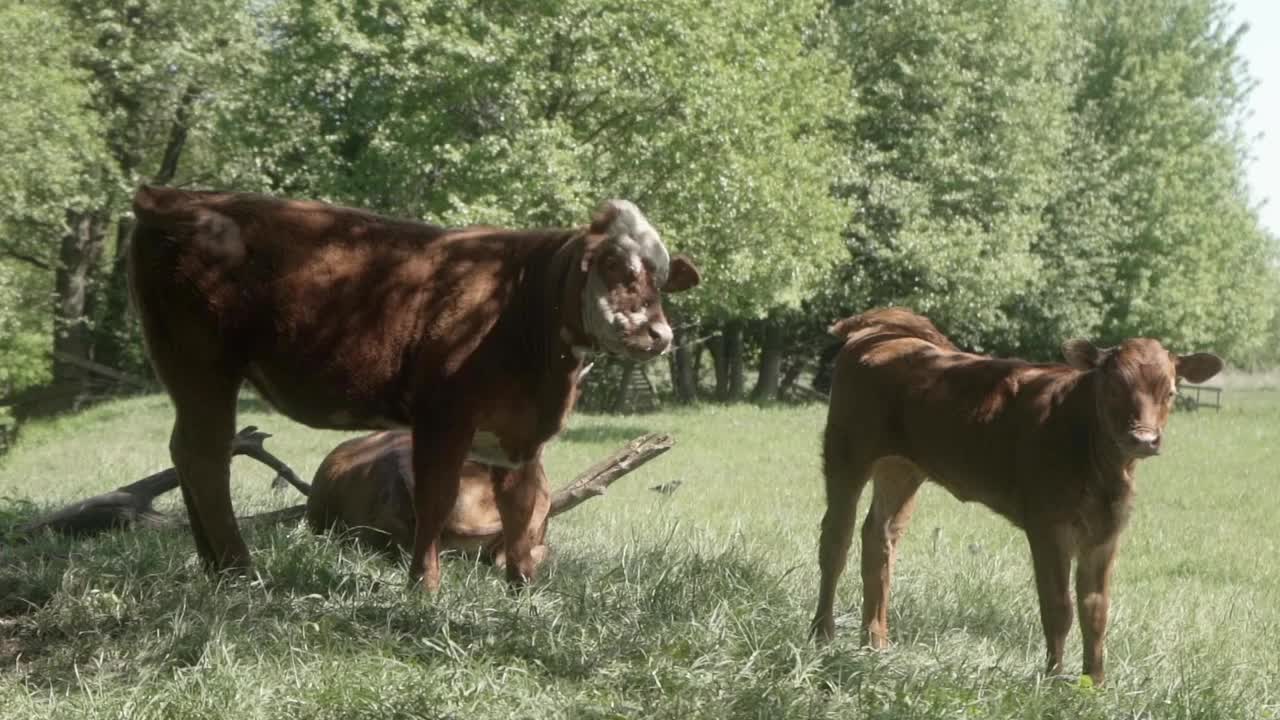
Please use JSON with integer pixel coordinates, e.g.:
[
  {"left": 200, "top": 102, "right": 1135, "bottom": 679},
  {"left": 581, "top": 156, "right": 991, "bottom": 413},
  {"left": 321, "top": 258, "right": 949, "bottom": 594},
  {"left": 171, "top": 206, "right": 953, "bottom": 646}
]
[
  {"left": 491, "top": 460, "right": 551, "bottom": 587},
  {"left": 860, "top": 458, "right": 924, "bottom": 649},
  {"left": 811, "top": 423, "right": 874, "bottom": 642},
  {"left": 167, "top": 371, "right": 247, "bottom": 573}
]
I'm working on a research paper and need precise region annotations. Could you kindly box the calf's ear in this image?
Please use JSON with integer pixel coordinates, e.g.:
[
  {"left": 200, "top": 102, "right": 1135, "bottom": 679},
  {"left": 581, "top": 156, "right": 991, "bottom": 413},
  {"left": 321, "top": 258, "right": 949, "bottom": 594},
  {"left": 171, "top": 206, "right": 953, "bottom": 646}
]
[
  {"left": 663, "top": 254, "right": 701, "bottom": 293},
  {"left": 1062, "top": 338, "right": 1110, "bottom": 370},
  {"left": 1175, "top": 352, "right": 1224, "bottom": 384}
]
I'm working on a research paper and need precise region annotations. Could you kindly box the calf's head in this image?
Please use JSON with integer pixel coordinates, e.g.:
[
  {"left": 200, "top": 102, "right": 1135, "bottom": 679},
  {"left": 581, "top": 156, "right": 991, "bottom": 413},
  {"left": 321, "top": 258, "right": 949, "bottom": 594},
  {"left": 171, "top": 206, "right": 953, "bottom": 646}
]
[
  {"left": 578, "top": 200, "right": 701, "bottom": 360},
  {"left": 1063, "top": 338, "right": 1223, "bottom": 458}
]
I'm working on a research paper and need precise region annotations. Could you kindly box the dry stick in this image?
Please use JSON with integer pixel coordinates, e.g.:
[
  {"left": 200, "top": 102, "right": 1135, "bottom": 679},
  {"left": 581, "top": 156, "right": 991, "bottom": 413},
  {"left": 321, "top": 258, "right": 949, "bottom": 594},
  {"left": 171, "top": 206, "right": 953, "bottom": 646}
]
[{"left": 547, "top": 432, "right": 675, "bottom": 517}]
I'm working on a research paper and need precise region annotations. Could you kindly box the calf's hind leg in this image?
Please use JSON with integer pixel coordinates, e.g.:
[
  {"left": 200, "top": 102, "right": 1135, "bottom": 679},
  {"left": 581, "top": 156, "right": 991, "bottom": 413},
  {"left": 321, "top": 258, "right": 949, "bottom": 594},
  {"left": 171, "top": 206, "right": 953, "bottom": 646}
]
[
  {"left": 860, "top": 459, "right": 924, "bottom": 649},
  {"left": 810, "top": 424, "right": 874, "bottom": 642}
]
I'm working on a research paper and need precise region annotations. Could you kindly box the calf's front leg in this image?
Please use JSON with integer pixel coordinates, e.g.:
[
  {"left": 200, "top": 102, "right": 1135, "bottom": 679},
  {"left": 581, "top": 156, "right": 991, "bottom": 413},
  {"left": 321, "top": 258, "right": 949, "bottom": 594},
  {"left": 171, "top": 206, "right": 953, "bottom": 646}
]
[
  {"left": 1028, "top": 526, "right": 1074, "bottom": 678},
  {"left": 410, "top": 417, "right": 475, "bottom": 592},
  {"left": 1076, "top": 540, "right": 1118, "bottom": 685}
]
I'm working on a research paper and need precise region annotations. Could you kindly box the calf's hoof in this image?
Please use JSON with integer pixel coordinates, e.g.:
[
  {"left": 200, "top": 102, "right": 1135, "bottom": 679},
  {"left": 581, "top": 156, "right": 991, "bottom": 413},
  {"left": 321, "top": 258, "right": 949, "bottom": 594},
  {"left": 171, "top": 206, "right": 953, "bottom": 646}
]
[{"left": 809, "top": 616, "right": 836, "bottom": 643}]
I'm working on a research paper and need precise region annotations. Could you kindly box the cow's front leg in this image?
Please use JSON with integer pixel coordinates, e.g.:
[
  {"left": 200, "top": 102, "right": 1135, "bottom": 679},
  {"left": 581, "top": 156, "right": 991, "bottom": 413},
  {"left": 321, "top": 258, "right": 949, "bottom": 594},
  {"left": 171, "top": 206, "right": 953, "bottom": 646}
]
[
  {"left": 410, "top": 416, "right": 474, "bottom": 592},
  {"left": 492, "top": 459, "right": 551, "bottom": 587}
]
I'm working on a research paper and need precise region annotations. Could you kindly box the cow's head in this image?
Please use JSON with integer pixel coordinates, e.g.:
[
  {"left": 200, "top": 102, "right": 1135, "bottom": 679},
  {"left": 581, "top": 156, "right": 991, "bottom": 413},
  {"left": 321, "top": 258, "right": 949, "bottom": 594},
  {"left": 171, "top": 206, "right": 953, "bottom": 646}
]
[
  {"left": 1062, "top": 338, "right": 1223, "bottom": 458},
  {"left": 578, "top": 200, "right": 701, "bottom": 360}
]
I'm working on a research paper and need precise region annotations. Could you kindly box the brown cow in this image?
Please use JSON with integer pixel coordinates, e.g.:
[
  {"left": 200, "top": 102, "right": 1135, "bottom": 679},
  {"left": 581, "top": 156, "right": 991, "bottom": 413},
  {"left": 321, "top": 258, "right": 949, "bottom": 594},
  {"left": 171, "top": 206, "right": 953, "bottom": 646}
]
[
  {"left": 304, "top": 431, "right": 549, "bottom": 569},
  {"left": 810, "top": 307, "right": 1222, "bottom": 685},
  {"left": 127, "top": 186, "right": 700, "bottom": 590}
]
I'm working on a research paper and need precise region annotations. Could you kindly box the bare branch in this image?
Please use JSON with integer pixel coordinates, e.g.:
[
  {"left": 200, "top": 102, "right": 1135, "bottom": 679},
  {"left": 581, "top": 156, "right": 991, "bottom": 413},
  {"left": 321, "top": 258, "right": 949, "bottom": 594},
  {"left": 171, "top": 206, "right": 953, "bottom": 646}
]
[
  {"left": 16, "top": 426, "right": 302, "bottom": 539},
  {"left": 548, "top": 432, "right": 675, "bottom": 517},
  {"left": 2, "top": 248, "right": 53, "bottom": 271}
]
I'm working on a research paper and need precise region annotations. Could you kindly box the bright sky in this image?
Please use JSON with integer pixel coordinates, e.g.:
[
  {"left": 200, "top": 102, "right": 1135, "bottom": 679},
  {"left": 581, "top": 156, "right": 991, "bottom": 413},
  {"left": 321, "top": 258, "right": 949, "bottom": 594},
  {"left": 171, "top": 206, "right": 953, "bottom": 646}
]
[{"left": 1234, "top": 0, "right": 1280, "bottom": 237}]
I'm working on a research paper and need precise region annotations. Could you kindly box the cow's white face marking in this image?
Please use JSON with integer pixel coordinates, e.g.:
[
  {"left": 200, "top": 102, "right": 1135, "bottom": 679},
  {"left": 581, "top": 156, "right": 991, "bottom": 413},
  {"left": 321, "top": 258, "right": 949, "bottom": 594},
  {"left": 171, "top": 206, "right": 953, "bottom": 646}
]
[
  {"left": 468, "top": 431, "right": 519, "bottom": 469},
  {"left": 604, "top": 200, "right": 669, "bottom": 283},
  {"left": 580, "top": 200, "right": 676, "bottom": 359}
]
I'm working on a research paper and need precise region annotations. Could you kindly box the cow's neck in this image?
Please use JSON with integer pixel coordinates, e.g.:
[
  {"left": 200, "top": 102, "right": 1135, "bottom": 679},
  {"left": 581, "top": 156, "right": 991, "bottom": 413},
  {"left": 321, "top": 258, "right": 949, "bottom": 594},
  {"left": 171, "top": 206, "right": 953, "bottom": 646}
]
[
  {"left": 505, "top": 232, "right": 589, "bottom": 441},
  {"left": 1075, "top": 372, "right": 1138, "bottom": 497}
]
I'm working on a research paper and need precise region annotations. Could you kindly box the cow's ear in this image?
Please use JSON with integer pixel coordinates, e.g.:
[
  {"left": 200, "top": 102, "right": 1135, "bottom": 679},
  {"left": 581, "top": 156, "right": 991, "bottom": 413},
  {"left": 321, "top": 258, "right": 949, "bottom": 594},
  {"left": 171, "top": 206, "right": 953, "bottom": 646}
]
[
  {"left": 1175, "top": 352, "right": 1223, "bottom": 384},
  {"left": 664, "top": 254, "right": 701, "bottom": 293},
  {"left": 1062, "top": 339, "right": 1109, "bottom": 370},
  {"left": 582, "top": 202, "right": 621, "bottom": 272},
  {"left": 589, "top": 201, "right": 621, "bottom": 235}
]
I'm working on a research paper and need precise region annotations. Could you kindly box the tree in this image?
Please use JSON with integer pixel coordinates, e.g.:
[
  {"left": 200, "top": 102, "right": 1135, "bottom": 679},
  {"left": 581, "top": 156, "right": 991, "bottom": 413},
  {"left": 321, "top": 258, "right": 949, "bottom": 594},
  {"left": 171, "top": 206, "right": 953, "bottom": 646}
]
[
  {"left": 1066, "top": 0, "right": 1277, "bottom": 361},
  {"left": 829, "top": 0, "right": 1076, "bottom": 353},
  {"left": 0, "top": 2, "right": 114, "bottom": 407},
  {"left": 212, "top": 0, "right": 851, "bottom": 405},
  {"left": 63, "top": 0, "right": 263, "bottom": 380}
]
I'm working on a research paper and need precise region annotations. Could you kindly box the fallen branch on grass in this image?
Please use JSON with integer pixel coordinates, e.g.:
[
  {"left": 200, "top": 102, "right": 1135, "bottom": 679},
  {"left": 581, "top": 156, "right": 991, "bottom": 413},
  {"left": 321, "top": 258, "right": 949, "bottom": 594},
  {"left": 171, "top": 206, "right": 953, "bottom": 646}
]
[
  {"left": 16, "top": 426, "right": 295, "bottom": 539},
  {"left": 15, "top": 429, "right": 676, "bottom": 549}
]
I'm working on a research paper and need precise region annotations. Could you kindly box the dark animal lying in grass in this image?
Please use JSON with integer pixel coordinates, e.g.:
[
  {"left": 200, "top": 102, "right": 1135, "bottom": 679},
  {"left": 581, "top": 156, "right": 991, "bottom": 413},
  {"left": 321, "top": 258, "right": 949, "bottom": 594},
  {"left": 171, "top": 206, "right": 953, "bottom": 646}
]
[
  {"left": 128, "top": 186, "right": 700, "bottom": 590},
  {"left": 303, "top": 430, "right": 675, "bottom": 569},
  {"left": 305, "top": 431, "right": 546, "bottom": 568},
  {"left": 812, "top": 307, "right": 1223, "bottom": 685}
]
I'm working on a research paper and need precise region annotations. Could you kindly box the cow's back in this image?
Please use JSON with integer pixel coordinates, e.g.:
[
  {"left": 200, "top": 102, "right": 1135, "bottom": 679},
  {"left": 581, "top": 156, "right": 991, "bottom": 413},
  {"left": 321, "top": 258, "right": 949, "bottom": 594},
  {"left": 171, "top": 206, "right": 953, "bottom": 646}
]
[
  {"left": 128, "top": 186, "right": 519, "bottom": 426},
  {"left": 826, "top": 309, "right": 1083, "bottom": 522}
]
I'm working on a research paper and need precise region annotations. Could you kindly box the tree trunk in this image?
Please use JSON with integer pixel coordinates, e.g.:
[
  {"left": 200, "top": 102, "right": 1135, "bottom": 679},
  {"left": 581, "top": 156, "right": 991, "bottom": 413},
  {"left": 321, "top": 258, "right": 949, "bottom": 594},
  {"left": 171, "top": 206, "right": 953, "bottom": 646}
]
[
  {"left": 750, "top": 316, "right": 784, "bottom": 403},
  {"left": 724, "top": 320, "right": 745, "bottom": 401},
  {"left": 50, "top": 210, "right": 108, "bottom": 413},
  {"left": 671, "top": 325, "right": 698, "bottom": 404},
  {"left": 709, "top": 330, "right": 729, "bottom": 400},
  {"left": 94, "top": 217, "right": 137, "bottom": 374},
  {"left": 778, "top": 357, "right": 805, "bottom": 400},
  {"left": 611, "top": 360, "right": 636, "bottom": 413}
]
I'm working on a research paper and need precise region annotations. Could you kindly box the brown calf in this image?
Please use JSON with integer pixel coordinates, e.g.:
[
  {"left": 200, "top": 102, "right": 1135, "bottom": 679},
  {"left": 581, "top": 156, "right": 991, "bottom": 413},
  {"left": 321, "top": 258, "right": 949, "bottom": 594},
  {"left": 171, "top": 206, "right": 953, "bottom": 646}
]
[
  {"left": 127, "top": 186, "right": 699, "bottom": 590},
  {"left": 811, "top": 307, "right": 1222, "bottom": 684},
  {"left": 305, "top": 431, "right": 549, "bottom": 569}
]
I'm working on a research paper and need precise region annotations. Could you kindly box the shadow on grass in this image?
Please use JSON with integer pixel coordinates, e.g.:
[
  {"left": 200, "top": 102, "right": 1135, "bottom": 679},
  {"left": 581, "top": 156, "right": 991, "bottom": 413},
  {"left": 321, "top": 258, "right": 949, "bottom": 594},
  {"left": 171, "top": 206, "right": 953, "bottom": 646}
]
[{"left": 0, "top": 520, "right": 800, "bottom": 695}]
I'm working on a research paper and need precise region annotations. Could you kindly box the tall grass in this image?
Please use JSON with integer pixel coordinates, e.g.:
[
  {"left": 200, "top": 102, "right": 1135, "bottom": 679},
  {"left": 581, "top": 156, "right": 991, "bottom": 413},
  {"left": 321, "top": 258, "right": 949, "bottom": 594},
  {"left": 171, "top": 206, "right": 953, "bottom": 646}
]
[{"left": 2, "top": 391, "right": 1278, "bottom": 718}]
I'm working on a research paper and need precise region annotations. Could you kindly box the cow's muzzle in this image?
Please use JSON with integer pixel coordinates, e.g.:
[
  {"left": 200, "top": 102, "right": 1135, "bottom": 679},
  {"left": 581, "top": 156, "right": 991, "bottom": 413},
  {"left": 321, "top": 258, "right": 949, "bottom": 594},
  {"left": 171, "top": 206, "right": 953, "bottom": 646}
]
[{"left": 1128, "top": 428, "right": 1161, "bottom": 457}]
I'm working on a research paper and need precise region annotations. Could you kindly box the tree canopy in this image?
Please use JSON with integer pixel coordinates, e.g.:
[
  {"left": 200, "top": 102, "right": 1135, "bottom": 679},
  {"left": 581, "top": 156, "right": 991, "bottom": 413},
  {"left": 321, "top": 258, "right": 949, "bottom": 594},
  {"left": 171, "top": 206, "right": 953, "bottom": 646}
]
[{"left": 0, "top": 0, "right": 1275, "bottom": 409}]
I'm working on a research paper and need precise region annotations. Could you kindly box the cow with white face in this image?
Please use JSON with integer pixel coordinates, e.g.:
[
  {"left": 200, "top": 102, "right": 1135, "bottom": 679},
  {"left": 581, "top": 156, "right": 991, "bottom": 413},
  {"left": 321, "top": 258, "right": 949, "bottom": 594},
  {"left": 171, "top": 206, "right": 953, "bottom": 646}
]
[
  {"left": 128, "top": 185, "right": 702, "bottom": 593},
  {"left": 579, "top": 200, "right": 700, "bottom": 360}
]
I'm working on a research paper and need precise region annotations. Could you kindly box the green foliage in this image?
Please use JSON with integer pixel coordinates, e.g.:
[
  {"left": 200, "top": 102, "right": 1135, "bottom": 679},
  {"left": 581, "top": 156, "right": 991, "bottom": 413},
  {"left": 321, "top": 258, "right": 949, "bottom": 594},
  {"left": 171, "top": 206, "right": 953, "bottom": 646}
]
[
  {"left": 0, "top": 265, "right": 52, "bottom": 395},
  {"left": 0, "top": 1, "right": 109, "bottom": 242},
  {"left": 832, "top": 0, "right": 1075, "bottom": 352},
  {"left": 1, "top": 0, "right": 1276, "bottom": 407},
  {"left": 216, "top": 0, "right": 849, "bottom": 319},
  {"left": 1068, "top": 0, "right": 1278, "bottom": 359},
  {"left": 822, "top": 0, "right": 1275, "bottom": 363}
]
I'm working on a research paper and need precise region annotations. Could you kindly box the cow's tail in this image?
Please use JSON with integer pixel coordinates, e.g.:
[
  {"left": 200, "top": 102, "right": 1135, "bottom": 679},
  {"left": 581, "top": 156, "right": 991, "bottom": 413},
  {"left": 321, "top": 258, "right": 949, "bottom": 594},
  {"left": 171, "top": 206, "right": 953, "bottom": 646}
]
[
  {"left": 827, "top": 316, "right": 863, "bottom": 339},
  {"left": 130, "top": 184, "right": 202, "bottom": 231}
]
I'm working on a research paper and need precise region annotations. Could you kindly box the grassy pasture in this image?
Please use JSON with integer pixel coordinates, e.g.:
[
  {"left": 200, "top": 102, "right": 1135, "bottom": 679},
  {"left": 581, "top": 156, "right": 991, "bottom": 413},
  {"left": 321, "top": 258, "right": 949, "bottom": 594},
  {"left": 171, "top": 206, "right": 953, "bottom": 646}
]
[{"left": 1, "top": 389, "right": 1278, "bottom": 719}]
